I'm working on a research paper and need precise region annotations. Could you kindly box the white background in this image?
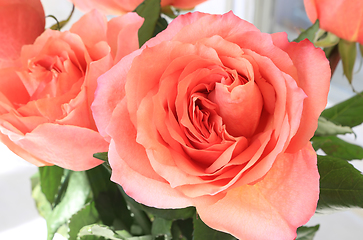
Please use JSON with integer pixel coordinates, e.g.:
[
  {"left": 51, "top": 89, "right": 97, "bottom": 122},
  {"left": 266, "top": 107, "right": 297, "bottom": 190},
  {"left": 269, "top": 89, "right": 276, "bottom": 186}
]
[{"left": 1, "top": 0, "right": 363, "bottom": 239}]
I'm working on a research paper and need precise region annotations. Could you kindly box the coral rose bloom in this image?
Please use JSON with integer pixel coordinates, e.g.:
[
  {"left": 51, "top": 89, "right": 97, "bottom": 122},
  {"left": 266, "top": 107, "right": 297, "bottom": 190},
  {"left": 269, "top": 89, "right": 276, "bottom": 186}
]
[
  {"left": 69, "top": 0, "right": 207, "bottom": 15},
  {"left": 0, "top": 10, "right": 143, "bottom": 170},
  {"left": 0, "top": 0, "right": 45, "bottom": 68},
  {"left": 304, "top": 0, "right": 363, "bottom": 44},
  {"left": 92, "top": 12, "right": 330, "bottom": 239}
]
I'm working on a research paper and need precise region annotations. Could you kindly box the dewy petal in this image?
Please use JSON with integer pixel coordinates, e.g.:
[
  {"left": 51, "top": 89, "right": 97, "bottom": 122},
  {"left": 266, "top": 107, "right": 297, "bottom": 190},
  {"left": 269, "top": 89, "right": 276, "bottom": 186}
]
[
  {"left": 194, "top": 143, "right": 319, "bottom": 240},
  {"left": 17, "top": 123, "right": 108, "bottom": 170},
  {"left": 0, "top": 0, "right": 45, "bottom": 68}
]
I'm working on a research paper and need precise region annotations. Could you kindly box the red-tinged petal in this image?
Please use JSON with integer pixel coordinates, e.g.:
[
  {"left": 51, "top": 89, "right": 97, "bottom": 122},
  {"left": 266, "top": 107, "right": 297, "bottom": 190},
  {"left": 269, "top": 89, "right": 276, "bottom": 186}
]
[
  {"left": 195, "top": 143, "right": 319, "bottom": 240},
  {"left": 0, "top": 0, "right": 45, "bottom": 68},
  {"left": 107, "top": 12, "right": 144, "bottom": 63},
  {"left": 278, "top": 39, "right": 330, "bottom": 153},
  {"left": 17, "top": 123, "right": 108, "bottom": 170}
]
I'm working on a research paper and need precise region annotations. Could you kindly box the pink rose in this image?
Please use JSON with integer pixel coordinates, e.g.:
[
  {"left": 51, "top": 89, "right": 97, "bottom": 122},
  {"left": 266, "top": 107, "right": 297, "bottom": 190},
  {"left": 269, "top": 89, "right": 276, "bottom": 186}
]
[
  {"left": 304, "top": 0, "right": 363, "bottom": 44},
  {"left": 0, "top": 10, "right": 143, "bottom": 170},
  {"left": 0, "top": 0, "right": 45, "bottom": 68},
  {"left": 69, "top": 0, "right": 207, "bottom": 15},
  {"left": 92, "top": 12, "right": 331, "bottom": 239}
]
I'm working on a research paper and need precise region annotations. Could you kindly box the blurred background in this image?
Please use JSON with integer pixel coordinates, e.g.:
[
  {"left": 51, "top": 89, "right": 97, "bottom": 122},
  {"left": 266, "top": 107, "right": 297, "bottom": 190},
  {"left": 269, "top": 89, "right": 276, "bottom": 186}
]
[{"left": 1, "top": 0, "right": 363, "bottom": 239}]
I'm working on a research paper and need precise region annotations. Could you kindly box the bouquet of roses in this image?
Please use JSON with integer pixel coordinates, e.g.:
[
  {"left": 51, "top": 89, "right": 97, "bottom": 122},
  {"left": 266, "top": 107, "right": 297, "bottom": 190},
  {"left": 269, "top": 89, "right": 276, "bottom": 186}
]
[{"left": 1, "top": 0, "right": 363, "bottom": 239}]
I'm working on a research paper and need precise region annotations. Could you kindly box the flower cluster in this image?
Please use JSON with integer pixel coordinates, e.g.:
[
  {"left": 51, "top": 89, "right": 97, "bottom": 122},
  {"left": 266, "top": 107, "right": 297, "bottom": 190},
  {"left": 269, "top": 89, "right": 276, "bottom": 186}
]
[{"left": 3, "top": 0, "right": 361, "bottom": 239}]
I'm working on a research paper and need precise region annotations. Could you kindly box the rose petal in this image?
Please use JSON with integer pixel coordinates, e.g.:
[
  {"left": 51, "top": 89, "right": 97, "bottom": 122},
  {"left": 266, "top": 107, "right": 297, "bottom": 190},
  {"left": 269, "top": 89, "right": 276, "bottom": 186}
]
[
  {"left": 70, "top": 9, "right": 108, "bottom": 51},
  {"left": 194, "top": 143, "right": 319, "bottom": 240},
  {"left": 278, "top": 39, "right": 330, "bottom": 153},
  {"left": 107, "top": 12, "right": 144, "bottom": 63},
  {"left": 17, "top": 123, "right": 108, "bottom": 170},
  {"left": 0, "top": 0, "right": 45, "bottom": 68},
  {"left": 92, "top": 49, "right": 142, "bottom": 140},
  {"left": 107, "top": 99, "right": 193, "bottom": 208},
  {"left": 209, "top": 79, "right": 263, "bottom": 137},
  {"left": 0, "top": 132, "right": 49, "bottom": 166},
  {"left": 304, "top": 0, "right": 363, "bottom": 43}
]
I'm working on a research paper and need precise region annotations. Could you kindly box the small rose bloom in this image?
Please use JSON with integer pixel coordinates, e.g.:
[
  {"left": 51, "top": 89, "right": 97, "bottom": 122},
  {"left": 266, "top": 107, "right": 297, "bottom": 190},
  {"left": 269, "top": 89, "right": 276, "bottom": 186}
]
[
  {"left": 92, "top": 12, "right": 330, "bottom": 239},
  {"left": 0, "top": 10, "right": 143, "bottom": 170},
  {"left": 69, "top": 0, "right": 207, "bottom": 15},
  {"left": 0, "top": 0, "right": 45, "bottom": 68},
  {"left": 304, "top": 0, "right": 363, "bottom": 44}
]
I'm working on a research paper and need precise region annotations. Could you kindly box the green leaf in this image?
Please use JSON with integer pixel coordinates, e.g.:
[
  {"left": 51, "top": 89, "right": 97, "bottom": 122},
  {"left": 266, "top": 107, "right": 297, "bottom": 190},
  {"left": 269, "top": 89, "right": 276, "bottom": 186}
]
[
  {"left": 153, "top": 16, "right": 168, "bottom": 37},
  {"left": 80, "top": 236, "right": 106, "bottom": 240},
  {"left": 151, "top": 217, "right": 172, "bottom": 239},
  {"left": 126, "top": 236, "right": 153, "bottom": 240},
  {"left": 296, "top": 225, "right": 320, "bottom": 240},
  {"left": 313, "top": 30, "right": 339, "bottom": 48},
  {"left": 93, "top": 152, "right": 108, "bottom": 162},
  {"left": 32, "top": 183, "right": 52, "bottom": 219},
  {"left": 78, "top": 224, "right": 123, "bottom": 240},
  {"left": 317, "top": 155, "right": 363, "bottom": 209},
  {"left": 68, "top": 201, "right": 100, "bottom": 240},
  {"left": 46, "top": 171, "right": 91, "bottom": 240},
  {"left": 338, "top": 39, "right": 357, "bottom": 83},
  {"left": 100, "top": 164, "right": 152, "bottom": 235},
  {"left": 135, "top": 0, "right": 161, "bottom": 47},
  {"left": 115, "top": 230, "right": 133, "bottom": 238},
  {"left": 312, "top": 136, "right": 363, "bottom": 160},
  {"left": 142, "top": 206, "right": 195, "bottom": 221},
  {"left": 175, "top": 219, "right": 193, "bottom": 240},
  {"left": 86, "top": 164, "right": 133, "bottom": 230},
  {"left": 161, "top": 6, "right": 179, "bottom": 18},
  {"left": 314, "top": 117, "right": 353, "bottom": 136},
  {"left": 39, "top": 165, "right": 64, "bottom": 206},
  {"left": 293, "top": 20, "right": 319, "bottom": 43},
  {"left": 321, "top": 92, "right": 363, "bottom": 127},
  {"left": 192, "top": 215, "right": 236, "bottom": 240}
]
